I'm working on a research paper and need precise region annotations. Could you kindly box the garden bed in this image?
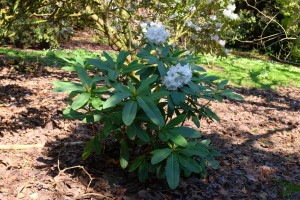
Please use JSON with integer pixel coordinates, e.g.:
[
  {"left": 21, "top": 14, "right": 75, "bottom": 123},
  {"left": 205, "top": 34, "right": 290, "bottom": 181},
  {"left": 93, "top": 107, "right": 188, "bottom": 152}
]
[{"left": 0, "top": 55, "right": 299, "bottom": 199}]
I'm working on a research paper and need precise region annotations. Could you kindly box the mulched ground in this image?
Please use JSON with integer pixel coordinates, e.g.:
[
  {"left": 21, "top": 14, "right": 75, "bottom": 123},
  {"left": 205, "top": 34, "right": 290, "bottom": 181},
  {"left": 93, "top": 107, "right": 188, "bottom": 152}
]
[{"left": 0, "top": 45, "right": 299, "bottom": 199}]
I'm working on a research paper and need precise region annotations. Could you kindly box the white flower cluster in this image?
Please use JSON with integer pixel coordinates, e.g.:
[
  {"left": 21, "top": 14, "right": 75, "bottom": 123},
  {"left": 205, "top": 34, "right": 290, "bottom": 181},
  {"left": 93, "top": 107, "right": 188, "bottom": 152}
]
[
  {"left": 187, "top": 21, "right": 202, "bottom": 32},
  {"left": 210, "top": 34, "right": 226, "bottom": 46},
  {"left": 223, "top": 4, "right": 238, "bottom": 20},
  {"left": 141, "top": 22, "right": 169, "bottom": 44},
  {"left": 163, "top": 63, "right": 192, "bottom": 90}
]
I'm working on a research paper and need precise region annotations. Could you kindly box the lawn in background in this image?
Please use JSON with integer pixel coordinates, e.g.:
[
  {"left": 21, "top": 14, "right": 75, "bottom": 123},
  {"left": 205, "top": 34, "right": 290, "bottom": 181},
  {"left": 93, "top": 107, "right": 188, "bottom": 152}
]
[
  {"left": 198, "top": 52, "right": 300, "bottom": 89},
  {"left": 1, "top": 47, "right": 300, "bottom": 89}
]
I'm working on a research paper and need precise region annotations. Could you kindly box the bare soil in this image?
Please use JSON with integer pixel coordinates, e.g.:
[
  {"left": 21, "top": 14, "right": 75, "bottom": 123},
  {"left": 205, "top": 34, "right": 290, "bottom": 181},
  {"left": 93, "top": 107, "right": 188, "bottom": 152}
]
[{"left": 0, "top": 41, "right": 299, "bottom": 199}]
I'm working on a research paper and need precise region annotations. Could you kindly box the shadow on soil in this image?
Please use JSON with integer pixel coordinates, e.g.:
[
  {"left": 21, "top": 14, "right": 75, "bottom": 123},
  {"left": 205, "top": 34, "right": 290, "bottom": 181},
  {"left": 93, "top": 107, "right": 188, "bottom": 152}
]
[{"left": 35, "top": 87, "right": 300, "bottom": 199}]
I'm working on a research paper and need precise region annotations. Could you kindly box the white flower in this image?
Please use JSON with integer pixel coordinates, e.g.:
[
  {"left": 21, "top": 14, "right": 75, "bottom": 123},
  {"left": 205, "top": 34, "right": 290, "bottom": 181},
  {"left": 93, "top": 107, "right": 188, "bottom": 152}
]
[
  {"left": 227, "top": 4, "right": 236, "bottom": 11},
  {"left": 223, "top": 9, "right": 238, "bottom": 20},
  {"left": 218, "top": 40, "right": 226, "bottom": 46},
  {"left": 187, "top": 21, "right": 194, "bottom": 27},
  {"left": 224, "top": 49, "right": 229, "bottom": 54},
  {"left": 210, "top": 34, "right": 219, "bottom": 41},
  {"left": 210, "top": 15, "right": 217, "bottom": 21},
  {"left": 163, "top": 63, "right": 192, "bottom": 90},
  {"left": 195, "top": 26, "right": 202, "bottom": 31},
  {"left": 144, "top": 22, "right": 169, "bottom": 44},
  {"left": 169, "top": 13, "right": 178, "bottom": 19}
]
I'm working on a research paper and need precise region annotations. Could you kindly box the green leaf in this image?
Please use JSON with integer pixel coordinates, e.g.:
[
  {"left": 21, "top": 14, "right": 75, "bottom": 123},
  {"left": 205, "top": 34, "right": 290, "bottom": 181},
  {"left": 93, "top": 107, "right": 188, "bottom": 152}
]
[
  {"left": 127, "top": 124, "right": 137, "bottom": 139},
  {"left": 94, "top": 134, "right": 103, "bottom": 155},
  {"left": 103, "top": 51, "right": 115, "bottom": 68},
  {"left": 129, "top": 155, "right": 145, "bottom": 172},
  {"left": 82, "top": 114, "right": 102, "bottom": 123},
  {"left": 103, "top": 91, "right": 131, "bottom": 109},
  {"left": 71, "top": 93, "right": 91, "bottom": 110},
  {"left": 122, "top": 61, "right": 148, "bottom": 74},
  {"left": 165, "top": 130, "right": 188, "bottom": 147},
  {"left": 164, "top": 115, "right": 186, "bottom": 129},
  {"left": 171, "top": 91, "right": 181, "bottom": 105},
  {"left": 223, "top": 92, "right": 244, "bottom": 100},
  {"left": 206, "top": 157, "right": 220, "bottom": 169},
  {"left": 122, "top": 101, "right": 138, "bottom": 126},
  {"left": 91, "top": 97, "right": 102, "bottom": 110},
  {"left": 166, "top": 154, "right": 180, "bottom": 189},
  {"left": 151, "top": 148, "right": 172, "bottom": 164},
  {"left": 102, "top": 118, "right": 113, "bottom": 136},
  {"left": 117, "top": 51, "right": 130, "bottom": 65},
  {"left": 180, "top": 144, "right": 209, "bottom": 157},
  {"left": 82, "top": 138, "right": 94, "bottom": 160},
  {"left": 63, "top": 108, "right": 85, "bottom": 119},
  {"left": 203, "top": 107, "right": 220, "bottom": 122},
  {"left": 217, "top": 80, "right": 228, "bottom": 90},
  {"left": 107, "top": 69, "right": 120, "bottom": 81},
  {"left": 87, "top": 58, "right": 110, "bottom": 72},
  {"left": 191, "top": 114, "right": 200, "bottom": 128},
  {"left": 52, "top": 81, "right": 84, "bottom": 93},
  {"left": 158, "top": 61, "right": 167, "bottom": 76},
  {"left": 177, "top": 155, "right": 202, "bottom": 173},
  {"left": 158, "top": 131, "right": 169, "bottom": 142},
  {"left": 138, "top": 160, "right": 148, "bottom": 182},
  {"left": 137, "top": 75, "right": 158, "bottom": 94},
  {"left": 120, "top": 140, "right": 129, "bottom": 169},
  {"left": 149, "top": 91, "right": 170, "bottom": 101},
  {"left": 92, "top": 87, "right": 109, "bottom": 93},
  {"left": 137, "top": 96, "right": 165, "bottom": 126},
  {"left": 75, "top": 64, "right": 92, "bottom": 87},
  {"left": 168, "top": 127, "right": 202, "bottom": 138}
]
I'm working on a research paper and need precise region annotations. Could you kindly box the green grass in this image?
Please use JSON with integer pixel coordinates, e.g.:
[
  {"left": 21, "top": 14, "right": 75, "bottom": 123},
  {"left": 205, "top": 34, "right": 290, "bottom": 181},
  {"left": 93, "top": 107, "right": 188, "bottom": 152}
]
[
  {"left": 1, "top": 47, "right": 299, "bottom": 89},
  {"left": 198, "top": 54, "right": 300, "bottom": 89},
  {"left": 0, "top": 47, "right": 102, "bottom": 67}
]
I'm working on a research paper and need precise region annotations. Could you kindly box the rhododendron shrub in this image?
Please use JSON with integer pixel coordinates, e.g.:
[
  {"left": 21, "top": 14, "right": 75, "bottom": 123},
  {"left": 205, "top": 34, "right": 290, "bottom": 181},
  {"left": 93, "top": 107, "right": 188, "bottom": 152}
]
[{"left": 53, "top": 22, "right": 242, "bottom": 189}]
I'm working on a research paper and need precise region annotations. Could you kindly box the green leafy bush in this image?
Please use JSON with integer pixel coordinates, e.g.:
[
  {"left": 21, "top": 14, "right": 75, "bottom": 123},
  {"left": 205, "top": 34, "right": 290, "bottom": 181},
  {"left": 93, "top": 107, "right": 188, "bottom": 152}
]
[{"left": 53, "top": 22, "right": 242, "bottom": 189}]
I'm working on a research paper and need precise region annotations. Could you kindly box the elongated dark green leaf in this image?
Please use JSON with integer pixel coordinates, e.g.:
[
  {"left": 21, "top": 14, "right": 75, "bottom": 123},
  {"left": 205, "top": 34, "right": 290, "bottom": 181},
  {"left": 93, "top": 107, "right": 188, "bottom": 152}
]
[
  {"left": 166, "top": 154, "right": 180, "bottom": 189},
  {"left": 75, "top": 65, "right": 92, "bottom": 87},
  {"left": 122, "top": 61, "right": 148, "bottom": 74},
  {"left": 177, "top": 155, "right": 201, "bottom": 173},
  {"left": 171, "top": 91, "right": 181, "bottom": 105},
  {"left": 122, "top": 101, "right": 137, "bottom": 126},
  {"left": 138, "top": 160, "right": 148, "bottom": 182},
  {"left": 82, "top": 138, "right": 94, "bottom": 160},
  {"left": 52, "top": 81, "right": 84, "bottom": 92},
  {"left": 164, "top": 115, "right": 186, "bottom": 129},
  {"left": 91, "top": 97, "right": 102, "bottom": 110},
  {"left": 82, "top": 114, "right": 102, "bottom": 123},
  {"left": 217, "top": 80, "right": 228, "bottom": 90},
  {"left": 149, "top": 91, "right": 170, "bottom": 101},
  {"left": 167, "top": 127, "right": 202, "bottom": 138},
  {"left": 103, "top": 51, "right": 115, "bottom": 68},
  {"left": 223, "top": 92, "right": 244, "bottom": 100},
  {"left": 120, "top": 140, "right": 129, "bottom": 169},
  {"left": 137, "top": 96, "right": 164, "bottom": 126},
  {"left": 136, "top": 127, "right": 150, "bottom": 142},
  {"left": 86, "top": 58, "right": 110, "bottom": 72},
  {"left": 127, "top": 124, "right": 137, "bottom": 139},
  {"left": 206, "top": 157, "right": 220, "bottom": 169},
  {"left": 103, "top": 91, "right": 131, "bottom": 109},
  {"left": 191, "top": 114, "right": 200, "bottom": 128},
  {"left": 71, "top": 93, "right": 91, "bottom": 110},
  {"left": 180, "top": 144, "right": 209, "bottom": 157},
  {"left": 151, "top": 148, "right": 172, "bottom": 164},
  {"left": 117, "top": 51, "right": 130, "bottom": 65},
  {"left": 165, "top": 130, "right": 188, "bottom": 147},
  {"left": 137, "top": 75, "right": 158, "bottom": 94},
  {"left": 203, "top": 107, "right": 220, "bottom": 122},
  {"left": 94, "top": 134, "right": 103, "bottom": 155},
  {"left": 129, "top": 155, "right": 145, "bottom": 172},
  {"left": 92, "top": 87, "right": 109, "bottom": 93},
  {"left": 102, "top": 118, "right": 113, "bottom": 136},
  {"left": 158, "top": 131, "right": 169, "bottom": 142},
  {"left": 158, "top": 61, "right": 167, "bottom": 76}
]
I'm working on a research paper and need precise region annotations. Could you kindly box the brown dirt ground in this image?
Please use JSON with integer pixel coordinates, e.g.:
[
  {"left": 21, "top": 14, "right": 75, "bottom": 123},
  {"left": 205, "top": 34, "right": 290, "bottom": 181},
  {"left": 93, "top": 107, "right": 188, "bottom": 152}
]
[{"left": 0, "top": 39, "right": 299, "bottom": 200}]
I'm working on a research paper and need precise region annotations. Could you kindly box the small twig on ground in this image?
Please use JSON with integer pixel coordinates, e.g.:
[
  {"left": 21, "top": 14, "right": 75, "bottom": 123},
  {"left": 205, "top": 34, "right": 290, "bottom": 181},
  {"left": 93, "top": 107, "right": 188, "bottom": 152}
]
[{"left": 75, "top": 193, "right": 107, "bottom": 199}]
